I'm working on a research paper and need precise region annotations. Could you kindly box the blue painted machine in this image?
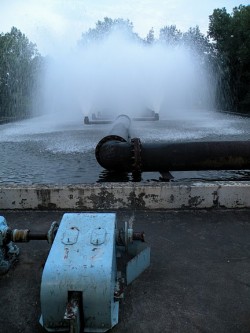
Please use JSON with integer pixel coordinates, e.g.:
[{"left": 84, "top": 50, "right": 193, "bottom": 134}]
[
  {"left": 40, "top": 213, "right": 150, "bottom": 332},
  {"left": 41, "top": 213, "right": 119, "bottom": 332}
]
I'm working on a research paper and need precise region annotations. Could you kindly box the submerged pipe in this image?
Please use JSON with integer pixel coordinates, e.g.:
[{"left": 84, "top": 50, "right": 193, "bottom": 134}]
[
  {"left": 95, "top": 116, "right": 250, "bottom": 173},
  {"left": 84, "top": 116, "right": 112, "bottom": 125},
  {"left": 133, "top": 113, "right": 159, "bottom": 121},
  {"left": 85, "top": 111, "right": 159, "bottom": 125}
]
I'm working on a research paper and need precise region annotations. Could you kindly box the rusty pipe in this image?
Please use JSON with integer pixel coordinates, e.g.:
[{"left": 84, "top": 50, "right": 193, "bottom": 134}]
[
  {"left": 133, "top": 232, "right": 145, "bottom": 242},
  {"left": 11, "top": 229, "right": 48, "bottom": 242}
]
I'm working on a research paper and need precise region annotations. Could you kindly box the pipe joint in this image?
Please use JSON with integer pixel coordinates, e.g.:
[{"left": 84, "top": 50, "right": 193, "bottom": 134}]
[{"left": 131, "top": 138, "right": 142, "bottom": 175}]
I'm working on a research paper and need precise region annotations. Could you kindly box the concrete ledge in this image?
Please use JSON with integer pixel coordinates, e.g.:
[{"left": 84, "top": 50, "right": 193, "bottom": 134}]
[{"left": 0, "top": 181, "right": 250, "bottom": 210}]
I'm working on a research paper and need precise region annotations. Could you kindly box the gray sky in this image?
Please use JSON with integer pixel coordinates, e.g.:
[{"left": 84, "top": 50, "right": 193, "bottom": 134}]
[{"left": 0, "top": 0, "right": 248, "bottom": 55}]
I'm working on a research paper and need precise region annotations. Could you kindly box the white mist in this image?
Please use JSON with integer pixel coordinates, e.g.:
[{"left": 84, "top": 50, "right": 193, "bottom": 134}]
[{"left": 39, "top": 29, "right": 216, "bottom": 124}]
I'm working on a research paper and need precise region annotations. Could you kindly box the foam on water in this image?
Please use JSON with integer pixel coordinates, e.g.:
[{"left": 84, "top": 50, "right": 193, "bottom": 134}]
[
  {"left": 0, "top": 112, "right": 249, "bottom": 184},
  {"left": 0, "top": 110, "right": 246, "bottom": 157}
]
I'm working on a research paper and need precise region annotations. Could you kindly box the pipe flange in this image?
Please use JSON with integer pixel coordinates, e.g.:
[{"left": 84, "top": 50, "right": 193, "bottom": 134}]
[
  {"left": 47, "top": 221, "right": 59, "bottom": 245},
  {"left": 131, "top": 138, "right": 142, "bottom": 175}
]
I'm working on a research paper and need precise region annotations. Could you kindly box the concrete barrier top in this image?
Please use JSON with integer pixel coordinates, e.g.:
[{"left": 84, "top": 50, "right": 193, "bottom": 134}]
[{"left": 0, "top": 181, "right": 250, "bottom": 210}]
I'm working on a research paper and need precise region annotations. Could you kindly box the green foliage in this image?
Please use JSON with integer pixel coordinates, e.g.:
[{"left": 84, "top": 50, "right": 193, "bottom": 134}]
[
  {"left": 1, "top": 9, "right": 249, "bottom": 119},
  {"left": 159, "top": 25, "right": 213, "bottom": 61},
  {"left": 79, "top": 17, "right": 141, "bottom": 45},
  {"left": 183, "top": 26, "right": 211, "bottom": 55},
  {"left": 159, "top": 25, "right": 182, "bottom": 45},
  {"left": 146, "top": 28, "right": 155, "bottom": 44},
  {"left": 0, "top": 27, "right": 42, "bottom": 120},
  {"left": 209, "top": 5, "right": 250, "bottom": 112}
]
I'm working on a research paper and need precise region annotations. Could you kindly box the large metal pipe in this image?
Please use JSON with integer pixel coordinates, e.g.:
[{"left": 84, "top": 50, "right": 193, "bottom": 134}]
[
  {"left": 95, "top": 114, "right": 131, "bottom": 166},
  {"left": 97, "top": 140, "right": 250, "bottom": 172},
  {"left": 95, "top": 117, "right": 250, "bottom": 172},
  {"left": 140, "top": 141, "right": 250, "bottom": 171}
]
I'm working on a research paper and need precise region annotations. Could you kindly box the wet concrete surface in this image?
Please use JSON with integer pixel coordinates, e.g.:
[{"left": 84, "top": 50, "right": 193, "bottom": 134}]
[{"left": 0, "top": 209, "right": 250, "bottom": 332}]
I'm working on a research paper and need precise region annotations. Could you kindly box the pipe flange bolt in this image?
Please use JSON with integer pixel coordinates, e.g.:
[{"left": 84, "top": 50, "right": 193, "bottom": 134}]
[{"left": 131, "top": 138, "right": 142, "bottom": 175}]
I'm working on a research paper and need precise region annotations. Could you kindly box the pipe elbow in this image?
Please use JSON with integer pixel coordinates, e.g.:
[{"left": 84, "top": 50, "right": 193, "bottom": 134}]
[{"left": 95, "top": 141, "right": 132, "bottom": 171}]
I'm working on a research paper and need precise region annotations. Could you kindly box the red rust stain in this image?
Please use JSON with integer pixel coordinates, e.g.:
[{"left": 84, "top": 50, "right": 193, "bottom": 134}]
[{"left": 64, "top": 247, "right": 69, "bottom": 259}]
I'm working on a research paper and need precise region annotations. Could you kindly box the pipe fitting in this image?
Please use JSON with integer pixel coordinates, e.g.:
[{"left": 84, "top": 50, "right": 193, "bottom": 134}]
[
  {"left": 95, "top": 114, "right": 132, "bottom": 169},
  {"left": 12, "top": 229, "right": 30, "bottom": 242}
]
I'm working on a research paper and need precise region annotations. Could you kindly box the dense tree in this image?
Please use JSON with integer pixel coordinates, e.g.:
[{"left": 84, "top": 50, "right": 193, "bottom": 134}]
[
  {"left": 145, "top": 28, "right": 155, "bottom": 44},
  {"left": 0, "top": 27, "right": 42, "bottom": 120},
  {"left": 1, "top": 8, "right": 249, "bottom": 121},
  {"left": 183, "top": 26, "right": 211, "bottom": 56},
  {"left": 79, "top": 17, "right": 141, "bottom": 45},
  {"left": 209, "top": 5, "right": 250, "bottom": 113},
  {"left": 159, "top": 25, "right": 182, "bottom": 46}
]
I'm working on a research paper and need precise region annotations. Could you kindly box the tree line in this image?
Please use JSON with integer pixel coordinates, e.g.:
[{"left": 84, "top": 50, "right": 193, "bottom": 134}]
[
  {"left": 0, "top": 27, "right": 44, "bottom": 122},
  {"left": 0, "top": 5, "right": 249, "bottom": 121}
]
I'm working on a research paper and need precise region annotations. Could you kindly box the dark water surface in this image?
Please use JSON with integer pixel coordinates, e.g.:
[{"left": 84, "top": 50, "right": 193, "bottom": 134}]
[{"left": 0, "top": 110, "right": 249, "bottom": 184}]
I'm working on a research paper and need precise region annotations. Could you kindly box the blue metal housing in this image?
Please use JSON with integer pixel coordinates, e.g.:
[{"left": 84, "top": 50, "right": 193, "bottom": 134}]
[{"left": 40, "top": 213, "right": 119, "bottom": 332}]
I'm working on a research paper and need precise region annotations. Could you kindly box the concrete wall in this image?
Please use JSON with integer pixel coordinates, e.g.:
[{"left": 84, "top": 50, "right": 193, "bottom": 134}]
[{"left": 0, "top": 182, "right": 250, "bottom": 210}]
